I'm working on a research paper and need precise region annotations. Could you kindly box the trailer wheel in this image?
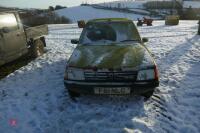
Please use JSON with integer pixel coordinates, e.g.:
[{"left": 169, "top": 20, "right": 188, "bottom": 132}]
[{"left": 31, "top": 39, "right": 44, "bottom": 58}]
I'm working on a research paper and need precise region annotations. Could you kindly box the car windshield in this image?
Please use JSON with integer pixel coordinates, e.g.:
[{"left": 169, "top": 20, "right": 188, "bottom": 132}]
[{"left": 79, "top": 21, "right": 141, "bottom": 45}]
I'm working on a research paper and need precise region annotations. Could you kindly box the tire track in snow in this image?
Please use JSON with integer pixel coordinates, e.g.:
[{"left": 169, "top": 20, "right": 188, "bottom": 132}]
[{"left": 139, "top": 22, "right": 200, "bottom": 132}]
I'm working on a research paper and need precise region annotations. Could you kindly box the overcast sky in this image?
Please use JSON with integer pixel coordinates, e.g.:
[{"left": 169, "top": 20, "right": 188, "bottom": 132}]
[{"left": 0, "top": 0, "right": 117, "bottom": 9}]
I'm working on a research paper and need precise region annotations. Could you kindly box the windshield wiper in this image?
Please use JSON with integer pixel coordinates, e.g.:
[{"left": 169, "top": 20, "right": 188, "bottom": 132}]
[{"left": 120, "top": 39, "right": 139, "bottom": 42}]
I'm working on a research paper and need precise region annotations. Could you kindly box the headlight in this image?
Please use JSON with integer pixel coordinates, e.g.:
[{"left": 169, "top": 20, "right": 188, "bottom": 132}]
[
  {"left": 137, "top": 69, "right": 154, "bottom": 81},
  {"left": 67, "top": 67, "right": 85, "bottom": 80}
]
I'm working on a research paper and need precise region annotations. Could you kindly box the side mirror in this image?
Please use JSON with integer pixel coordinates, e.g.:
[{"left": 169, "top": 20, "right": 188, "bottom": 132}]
[
  {"left": 142, "top": 37, "right": 148, "bottom": 43},
  {"left": 71, "top": 39, "right": 79, "bottom": 44},
  {"left": 77, "top": 20, "right": 86, "bottom": 28}
]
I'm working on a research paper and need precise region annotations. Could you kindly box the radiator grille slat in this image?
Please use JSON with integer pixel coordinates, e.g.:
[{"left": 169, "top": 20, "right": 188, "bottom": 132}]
[{"left": 84, "top": 71, "right": 137, "bottom": 81}]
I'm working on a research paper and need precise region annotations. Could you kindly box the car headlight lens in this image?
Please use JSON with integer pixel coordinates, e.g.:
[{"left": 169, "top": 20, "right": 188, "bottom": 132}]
[
  {"left": 137, "top": 69, "right": 155, "bottom": 81},
  {"left": 67, "top": 67, "right": 85, "bottom": 80}
]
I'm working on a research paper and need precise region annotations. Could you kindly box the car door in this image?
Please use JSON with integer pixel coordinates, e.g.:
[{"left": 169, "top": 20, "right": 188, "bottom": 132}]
[{"left": 0, "top": 13, "right": 27, "bottom": 59}]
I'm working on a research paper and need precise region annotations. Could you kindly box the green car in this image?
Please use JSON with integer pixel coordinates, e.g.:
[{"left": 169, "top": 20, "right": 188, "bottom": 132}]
[{"left": 64, "top": 18, "right": 159, "bottom": 98}]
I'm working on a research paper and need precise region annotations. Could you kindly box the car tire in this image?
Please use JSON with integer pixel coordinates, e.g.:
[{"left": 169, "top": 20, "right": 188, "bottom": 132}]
[
  {"left": 30, "top": 39, "right": 44, "bottom": 58},
  {"left": 68, "top": 89, "right": 80, "bottom": 98},
  {"left": 142, "top": 90, "right": 154, "bottom": 99}
]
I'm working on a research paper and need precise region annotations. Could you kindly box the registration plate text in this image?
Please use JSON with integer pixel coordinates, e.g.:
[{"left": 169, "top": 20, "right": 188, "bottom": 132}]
[{"left": 94, "top": 87, "right": 131, "bottom": 94}]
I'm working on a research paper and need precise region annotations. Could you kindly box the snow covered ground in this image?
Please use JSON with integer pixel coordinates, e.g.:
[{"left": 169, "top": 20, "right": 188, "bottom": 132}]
[
  {"left": 183, "top": 1, "right": 200, "bottom": 9},
  {"left": 0, "top": 21, "right": 200, "bottom": 133},
  {"left": 56, "top": 6, "right": 146, "bottom": 23},
  {"left": 98, "top": 1, "right": 146, "bottom": 9}
]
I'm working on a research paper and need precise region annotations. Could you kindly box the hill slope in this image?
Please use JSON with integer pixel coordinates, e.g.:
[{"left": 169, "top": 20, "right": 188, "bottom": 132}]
[
  {"left": 98, "top": 1, "right": 146, "bottom": 9},
  {"left": 56, "top": 6, "right": 146, "bottom": 22}
]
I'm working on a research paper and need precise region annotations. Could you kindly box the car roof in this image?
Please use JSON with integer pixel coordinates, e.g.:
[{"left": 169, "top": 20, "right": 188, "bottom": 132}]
[{"left": 88, "top": 18, "right": 132, "bottom": 23}]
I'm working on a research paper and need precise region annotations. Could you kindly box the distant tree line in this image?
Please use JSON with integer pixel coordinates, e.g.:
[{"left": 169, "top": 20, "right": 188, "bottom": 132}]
[
  {"left": 144, "top": 1, "right": 200, "bottom": 20},
  {"left": 144, "top": 1, "right": 182, "bottom": 9},
  {"left": 48, "top": 5, "right": 67, "bottom": 11},
  {"left": 19, "top": 9, "right": 71, "bottom": 27},
  {"left": 180, "top": 7, "right": 200, "bottom": 20}
]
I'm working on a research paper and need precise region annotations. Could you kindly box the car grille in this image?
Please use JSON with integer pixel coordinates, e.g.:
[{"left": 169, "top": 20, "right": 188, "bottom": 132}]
[{"left": 84, "top": 71, "right": 137, "bottom": 81}]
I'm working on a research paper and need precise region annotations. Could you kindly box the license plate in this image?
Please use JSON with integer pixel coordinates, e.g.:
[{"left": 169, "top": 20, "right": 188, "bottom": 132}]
[{"left": 94, "top": 87, "right": 131, "bottom": 95}]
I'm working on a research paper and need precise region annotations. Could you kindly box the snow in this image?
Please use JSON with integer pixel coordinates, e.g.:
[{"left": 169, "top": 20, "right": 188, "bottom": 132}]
[
  {"left": 98, "top": 1, "right": 146, "bottom": 9},
  {"left": 0, "top": 21, "right": 200, "bottom": 132},
  {"left": 56, "top": 6, "right": 146, "bottom": 23},
  {"left": 69, "top": 49, "right": 81, "bottom": 63},
  {"left": 129, "top": 9, "right": 150, "bottom": 15},
  {"left": 140, "top": 50, "right": 154, "bottom": 67},
  {"left": 183, "top": 1, "right": 200, "bottom": 9}
]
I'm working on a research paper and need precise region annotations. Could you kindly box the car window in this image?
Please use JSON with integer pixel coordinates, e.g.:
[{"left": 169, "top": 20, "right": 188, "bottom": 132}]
[
  {"left": 0, "top": 14, "right": 18, "bottom": 32},
  {"left": 80, "top": 21, "right": 141, "bottom": 45}
]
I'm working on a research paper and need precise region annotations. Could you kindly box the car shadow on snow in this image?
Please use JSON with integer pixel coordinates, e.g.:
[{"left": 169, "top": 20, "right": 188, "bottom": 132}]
[
  {"left": 0, "top": 49, "right": 49, "bottom": 80},
  {"left": 0, "top": 54, "right": 33, "bottom": 80}
]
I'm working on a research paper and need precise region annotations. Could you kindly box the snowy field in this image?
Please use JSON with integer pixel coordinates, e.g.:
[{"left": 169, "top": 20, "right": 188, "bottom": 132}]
[
  {"left": 0, "top": 21, "right": 200, "bottom": 133},
  {"left": 98, "top": 1, "right": 146, "bottom": 9},
  {"left": 56, "top": 6, "right": 145, "bottom": 23}
]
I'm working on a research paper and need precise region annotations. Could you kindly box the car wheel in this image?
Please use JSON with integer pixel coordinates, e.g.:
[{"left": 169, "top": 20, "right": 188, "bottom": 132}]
[
  {"left": 68, "top": 89, "right": 80, "bottom": 98},
  {"left": 30, "top": 39, "right": 44, "bottom": 58},
  {"left": 142, "top": 90, "right": 154, "bottom": 99}
]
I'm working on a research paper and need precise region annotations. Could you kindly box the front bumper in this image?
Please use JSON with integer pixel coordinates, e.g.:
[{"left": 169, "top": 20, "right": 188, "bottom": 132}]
[{"left": 64, "top": 80, "right": 159, "bottom": 95}]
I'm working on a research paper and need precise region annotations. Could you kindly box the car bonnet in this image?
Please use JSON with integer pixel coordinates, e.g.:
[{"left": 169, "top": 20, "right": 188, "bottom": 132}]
[{"left": 68, "top": 43, "right": 154, "bottom": 69}]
